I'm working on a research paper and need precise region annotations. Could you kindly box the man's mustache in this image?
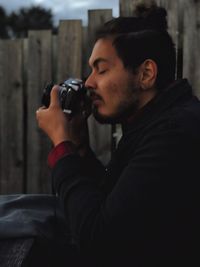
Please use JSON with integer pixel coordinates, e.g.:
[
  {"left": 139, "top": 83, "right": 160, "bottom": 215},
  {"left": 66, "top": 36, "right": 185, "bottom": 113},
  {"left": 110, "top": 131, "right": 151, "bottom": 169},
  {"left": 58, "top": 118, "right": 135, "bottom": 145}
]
[{"left": 89, "top": 91, "right": 103, "bottom": 101}]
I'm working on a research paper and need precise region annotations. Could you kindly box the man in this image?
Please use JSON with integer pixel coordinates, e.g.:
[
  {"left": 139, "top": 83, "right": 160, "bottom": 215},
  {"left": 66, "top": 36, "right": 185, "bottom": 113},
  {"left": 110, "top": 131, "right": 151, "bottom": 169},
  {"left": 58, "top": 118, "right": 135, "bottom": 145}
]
[{"left": 36, "top": 4, "right": 200, "bottom": 267}]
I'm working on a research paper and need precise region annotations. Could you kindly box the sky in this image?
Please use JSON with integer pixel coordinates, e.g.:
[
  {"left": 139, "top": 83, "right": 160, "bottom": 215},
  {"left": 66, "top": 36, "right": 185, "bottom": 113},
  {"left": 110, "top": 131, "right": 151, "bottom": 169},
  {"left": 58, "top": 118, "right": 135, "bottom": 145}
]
[{"left": 0, "top": 0, "right": 119, "bottom": 26}]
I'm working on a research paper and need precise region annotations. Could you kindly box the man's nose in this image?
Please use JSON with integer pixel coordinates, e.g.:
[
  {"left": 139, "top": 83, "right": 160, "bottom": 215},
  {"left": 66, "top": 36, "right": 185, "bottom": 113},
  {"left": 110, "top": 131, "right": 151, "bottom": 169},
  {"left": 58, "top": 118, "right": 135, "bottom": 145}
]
[{"left": 85, "top": 73, "right": 96, "bottom": 90}]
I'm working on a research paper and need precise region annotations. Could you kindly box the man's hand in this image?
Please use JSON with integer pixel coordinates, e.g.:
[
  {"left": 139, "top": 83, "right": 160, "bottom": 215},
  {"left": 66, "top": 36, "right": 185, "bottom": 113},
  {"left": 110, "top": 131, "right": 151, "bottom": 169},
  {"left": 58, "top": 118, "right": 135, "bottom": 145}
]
[
  {"left": 36, "top": 85, "right": 90, "bottom": 152},
  {"left": 36, "top": 85, "right": 70, "bottom": 146}
]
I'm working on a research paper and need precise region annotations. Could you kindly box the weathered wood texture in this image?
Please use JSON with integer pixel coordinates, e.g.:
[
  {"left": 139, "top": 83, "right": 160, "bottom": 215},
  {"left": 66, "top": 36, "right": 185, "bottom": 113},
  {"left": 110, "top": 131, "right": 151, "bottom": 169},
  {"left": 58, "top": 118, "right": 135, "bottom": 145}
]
[
  {"left": 182, "top": 0, "right": 200, "bottom": 98},
  {"left": 0, "top": 40, "right": 24, "bottom": 193},
  {"left": 26, "top": 30, "right": 52, "bottom": 193},
  {"left": 57, "top": 20, "right": 82, "bottom": 82}
]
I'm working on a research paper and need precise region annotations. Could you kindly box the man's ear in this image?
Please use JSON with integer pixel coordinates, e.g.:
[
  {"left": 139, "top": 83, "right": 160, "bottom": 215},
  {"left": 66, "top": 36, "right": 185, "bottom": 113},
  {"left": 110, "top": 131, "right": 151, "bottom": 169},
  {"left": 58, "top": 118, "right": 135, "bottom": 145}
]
[{"left": 138, "top": 59, "right": 157, "bottom": 90}]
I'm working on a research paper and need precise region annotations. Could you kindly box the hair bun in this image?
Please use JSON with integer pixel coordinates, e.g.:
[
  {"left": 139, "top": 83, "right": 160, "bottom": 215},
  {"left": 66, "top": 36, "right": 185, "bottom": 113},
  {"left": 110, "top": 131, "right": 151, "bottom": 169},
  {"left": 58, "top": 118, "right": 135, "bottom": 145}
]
[{"left": 134, "top": 3, "right": 168, "bottom": 31}]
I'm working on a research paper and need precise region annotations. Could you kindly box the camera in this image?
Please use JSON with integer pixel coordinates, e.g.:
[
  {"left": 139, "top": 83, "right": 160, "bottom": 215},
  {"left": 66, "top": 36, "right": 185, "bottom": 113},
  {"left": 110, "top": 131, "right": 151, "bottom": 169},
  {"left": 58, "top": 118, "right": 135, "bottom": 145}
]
[{"left": 42, "top": 78, "right": 91, "bottom": 116}]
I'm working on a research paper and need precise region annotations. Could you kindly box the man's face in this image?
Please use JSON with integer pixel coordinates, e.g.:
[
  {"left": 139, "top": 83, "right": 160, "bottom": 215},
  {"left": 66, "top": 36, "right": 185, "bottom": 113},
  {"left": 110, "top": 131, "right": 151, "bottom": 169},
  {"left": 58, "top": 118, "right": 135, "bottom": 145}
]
[{"left": 85, "top": 38, "right": 141, "bottom": 124}]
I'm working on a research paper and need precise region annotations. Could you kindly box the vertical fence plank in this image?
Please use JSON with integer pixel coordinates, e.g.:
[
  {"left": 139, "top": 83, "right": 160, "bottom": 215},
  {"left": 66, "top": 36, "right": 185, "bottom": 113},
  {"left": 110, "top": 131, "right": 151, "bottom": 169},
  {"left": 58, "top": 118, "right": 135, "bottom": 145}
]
[
  {"left": 183, "top": 0, "right": 200, "bottom": 98},
  {"left": 26, "top": 30, "right": 52, "bottom": 193},
  {"left": 87, "top": 9, "right": 113, "bottom": 165},
  {"left": 0, "top": 39, "right": 24, "bottom": 193},
  {"left": 88, "top": 9, "right": 113, "bottom": 43},
  {"left": 57, "top": 20, "right": 82, "bottom": 82},
  {"left": 52, "top": 35, "right": 58, "bottom": 82},
  {"left": 82, "top": 25, "right": 89, "bottom": 79}
]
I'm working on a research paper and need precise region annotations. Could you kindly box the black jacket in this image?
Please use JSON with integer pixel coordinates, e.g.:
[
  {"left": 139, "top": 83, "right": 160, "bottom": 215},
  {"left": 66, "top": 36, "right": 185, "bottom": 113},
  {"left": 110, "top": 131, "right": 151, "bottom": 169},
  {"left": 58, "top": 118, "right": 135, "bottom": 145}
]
[{"left": 52, "top": 79, "right": 200, "bottom": 267}]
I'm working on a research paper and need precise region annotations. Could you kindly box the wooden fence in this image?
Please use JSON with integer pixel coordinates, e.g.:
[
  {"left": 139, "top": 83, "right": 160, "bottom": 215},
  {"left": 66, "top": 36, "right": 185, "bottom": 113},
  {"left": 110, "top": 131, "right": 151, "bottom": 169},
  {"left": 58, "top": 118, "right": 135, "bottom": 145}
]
[{"left": 0, "top": 0, "right": 199, "bottom": 194}]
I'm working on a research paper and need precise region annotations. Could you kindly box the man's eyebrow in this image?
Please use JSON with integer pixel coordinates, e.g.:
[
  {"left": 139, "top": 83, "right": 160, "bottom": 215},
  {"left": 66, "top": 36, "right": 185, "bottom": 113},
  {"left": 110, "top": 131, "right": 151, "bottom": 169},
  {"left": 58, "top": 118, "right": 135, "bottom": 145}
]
[{"left": 91, "top": 58, "right": 109, "bottom": 68}]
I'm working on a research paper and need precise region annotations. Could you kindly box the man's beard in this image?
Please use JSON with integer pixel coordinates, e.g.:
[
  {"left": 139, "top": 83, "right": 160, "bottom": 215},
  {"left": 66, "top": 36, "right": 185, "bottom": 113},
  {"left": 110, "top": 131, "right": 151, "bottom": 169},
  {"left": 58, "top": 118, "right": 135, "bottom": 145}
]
[{"left": 92, "top": 83, "right": 140, "bottom": 124}]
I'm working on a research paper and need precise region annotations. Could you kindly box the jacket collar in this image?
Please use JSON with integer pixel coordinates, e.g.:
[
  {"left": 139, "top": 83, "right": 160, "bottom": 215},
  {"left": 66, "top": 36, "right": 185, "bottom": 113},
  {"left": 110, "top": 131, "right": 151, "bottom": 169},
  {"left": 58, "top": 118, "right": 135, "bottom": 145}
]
[{"left": 121, "top": 79, "right": 193, "bottom": 134}]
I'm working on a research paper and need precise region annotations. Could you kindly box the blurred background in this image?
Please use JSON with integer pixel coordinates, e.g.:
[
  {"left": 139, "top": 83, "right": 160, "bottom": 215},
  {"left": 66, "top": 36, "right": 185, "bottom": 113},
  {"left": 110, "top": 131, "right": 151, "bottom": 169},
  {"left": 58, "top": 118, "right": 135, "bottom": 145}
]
[{"left": 0, "top": 0, "right": 119, "bottom": 35}]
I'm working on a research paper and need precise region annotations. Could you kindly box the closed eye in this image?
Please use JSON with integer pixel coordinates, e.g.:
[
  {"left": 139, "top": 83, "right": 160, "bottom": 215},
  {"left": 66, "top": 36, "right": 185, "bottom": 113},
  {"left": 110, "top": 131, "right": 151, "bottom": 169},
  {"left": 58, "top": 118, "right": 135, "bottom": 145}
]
[{"left": 98, "top": 69, "right": 107, "bottom": 74}]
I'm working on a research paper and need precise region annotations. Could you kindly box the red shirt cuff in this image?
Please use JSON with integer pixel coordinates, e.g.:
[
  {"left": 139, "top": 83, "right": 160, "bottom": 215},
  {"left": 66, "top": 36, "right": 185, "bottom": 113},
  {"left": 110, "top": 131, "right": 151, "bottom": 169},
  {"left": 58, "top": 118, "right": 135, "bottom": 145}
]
[{"left": 48, "top": 141, "right": 77, "bottom": 168}]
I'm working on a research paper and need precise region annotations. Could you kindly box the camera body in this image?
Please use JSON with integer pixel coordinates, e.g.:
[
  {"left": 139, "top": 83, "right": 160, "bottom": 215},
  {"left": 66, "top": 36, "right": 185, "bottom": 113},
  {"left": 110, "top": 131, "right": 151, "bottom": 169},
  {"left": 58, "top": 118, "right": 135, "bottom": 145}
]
[{"left": 42, "top": 78, "right": 90, "bottom": 116}]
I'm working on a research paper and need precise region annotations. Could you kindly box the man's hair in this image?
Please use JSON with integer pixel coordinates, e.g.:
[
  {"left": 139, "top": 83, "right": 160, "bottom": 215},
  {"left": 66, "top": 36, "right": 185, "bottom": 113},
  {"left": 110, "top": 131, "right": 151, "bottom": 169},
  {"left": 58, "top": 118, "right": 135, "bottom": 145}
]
[{"left": 95, "top": 4, "right": 176, "bottom": 91}]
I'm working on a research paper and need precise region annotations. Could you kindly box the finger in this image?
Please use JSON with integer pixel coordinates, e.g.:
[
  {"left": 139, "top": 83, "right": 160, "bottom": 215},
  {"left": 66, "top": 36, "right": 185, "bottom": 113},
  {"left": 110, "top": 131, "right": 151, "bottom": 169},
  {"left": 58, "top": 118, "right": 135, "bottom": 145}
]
[
  {"left": 37, "top": 106, "right": 46, "bottom": 111},
  {"left": 35, "top": 109, "right": 40, "bottom": 120},
  {"left": 49, "top": 85, "right": 60, "bottom": 108},
  {"left": 36, "top": 106, "right": 45, "bottom": 116}
]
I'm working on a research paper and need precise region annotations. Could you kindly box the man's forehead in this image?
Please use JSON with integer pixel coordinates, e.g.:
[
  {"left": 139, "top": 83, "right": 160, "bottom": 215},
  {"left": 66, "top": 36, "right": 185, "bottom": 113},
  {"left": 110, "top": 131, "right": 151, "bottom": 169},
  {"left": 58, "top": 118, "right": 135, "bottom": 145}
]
[
  {"left": 89, "top": 38, "right": 116, "bottom": 66},
  {"left": 89, "top": 57, "right": 109, "bottom": 67}
]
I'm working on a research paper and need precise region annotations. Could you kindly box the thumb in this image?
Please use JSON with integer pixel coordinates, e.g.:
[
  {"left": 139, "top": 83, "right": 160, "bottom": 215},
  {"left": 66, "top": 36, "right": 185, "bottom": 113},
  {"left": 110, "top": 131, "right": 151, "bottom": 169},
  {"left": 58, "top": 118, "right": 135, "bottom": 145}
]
[{"left": 50, "top": 85, "right": 60, "bottom": 107}]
